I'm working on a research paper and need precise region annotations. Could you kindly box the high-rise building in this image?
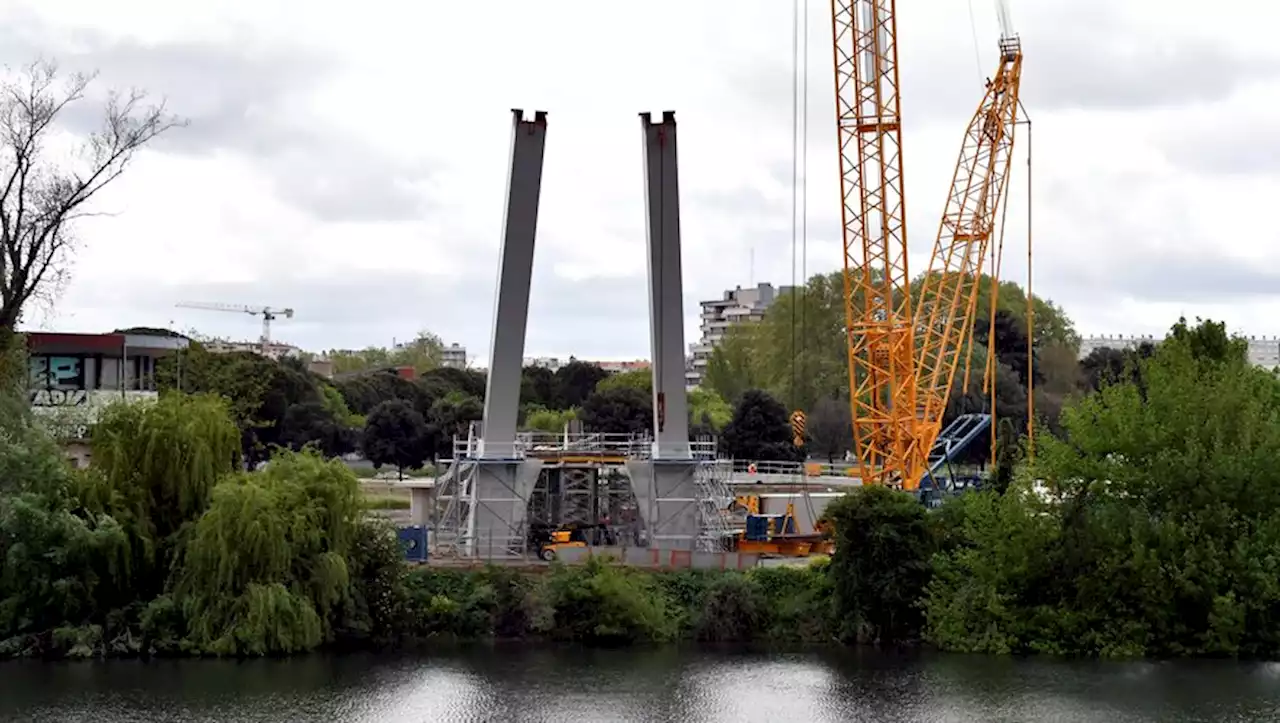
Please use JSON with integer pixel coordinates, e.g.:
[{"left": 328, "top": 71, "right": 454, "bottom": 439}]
[
  {"left": 441, "top": 343, "right": 468, "bottom": 369},
  {"left": 686, "top": 282, "right": 791, "bottom": 388}
]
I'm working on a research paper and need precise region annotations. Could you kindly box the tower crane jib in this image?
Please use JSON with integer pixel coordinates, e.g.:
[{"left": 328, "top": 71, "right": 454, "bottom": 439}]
[{"left": 175, "top": 301, "right": 296, "bottom": 356}]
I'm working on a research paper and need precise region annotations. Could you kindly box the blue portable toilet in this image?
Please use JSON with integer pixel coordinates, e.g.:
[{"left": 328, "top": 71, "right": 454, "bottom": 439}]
[{"left": 398, "top": 525, "right": 429, "bottom": 562}]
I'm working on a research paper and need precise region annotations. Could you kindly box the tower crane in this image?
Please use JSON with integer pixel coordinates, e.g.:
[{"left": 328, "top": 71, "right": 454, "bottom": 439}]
[
  {"left": 175, "top": 301, "right": 295, "bottom": 356},
  {"left": 829, "top": 0, "right": 1024, "bottom": 490}
]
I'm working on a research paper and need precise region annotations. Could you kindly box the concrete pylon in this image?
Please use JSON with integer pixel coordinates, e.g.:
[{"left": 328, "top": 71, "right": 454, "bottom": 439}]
[{"left": 627, "top": 111, "right": 700, "bottom": 551}]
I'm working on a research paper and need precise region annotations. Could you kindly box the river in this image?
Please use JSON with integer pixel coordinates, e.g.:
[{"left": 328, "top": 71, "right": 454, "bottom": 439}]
[{"left": 2, "top": 645, "right": 1278, "bottom": 722}]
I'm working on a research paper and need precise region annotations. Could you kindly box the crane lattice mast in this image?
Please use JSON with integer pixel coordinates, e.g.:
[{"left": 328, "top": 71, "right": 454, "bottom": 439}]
[
  {"left": 829, "top": 0, "right": 1026, "bottom": 490},
  {"left": 910, "top": 33, "right": 1024, "bottom": 489},
  {"left": 829, "top": 0, "right": 918, "bottom": 487}
]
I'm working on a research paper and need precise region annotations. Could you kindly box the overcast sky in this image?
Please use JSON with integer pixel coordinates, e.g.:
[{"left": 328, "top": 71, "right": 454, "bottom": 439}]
[{"left": 7, "top": 0, "right": 1280, "bottom": 363}]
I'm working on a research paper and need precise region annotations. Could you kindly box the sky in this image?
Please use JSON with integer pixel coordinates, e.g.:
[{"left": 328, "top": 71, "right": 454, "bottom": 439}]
[{"left": 5, "top": 0, "right": 1280, "bottom": 363}]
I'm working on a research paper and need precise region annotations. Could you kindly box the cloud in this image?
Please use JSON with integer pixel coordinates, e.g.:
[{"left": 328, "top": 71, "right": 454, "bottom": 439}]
[
  {"left": 10, "top": 0, "right": 1280, "bottom": 363},
  {"left": 0, "top": 12, "right": 438, "bottom": 224}
]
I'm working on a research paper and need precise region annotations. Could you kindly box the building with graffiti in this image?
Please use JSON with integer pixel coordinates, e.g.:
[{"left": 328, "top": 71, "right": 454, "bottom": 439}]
[{"left": 26, "top": 331, "right": 189, "bottom": 466}]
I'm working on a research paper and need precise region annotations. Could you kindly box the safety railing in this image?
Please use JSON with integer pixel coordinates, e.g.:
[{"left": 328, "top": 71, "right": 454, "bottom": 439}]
[
  {"left": 727, "top": 459, "right": 860, "bottom": 479},
  {"left": 448, "top": 429, "right": 720, "bottom": 463}
]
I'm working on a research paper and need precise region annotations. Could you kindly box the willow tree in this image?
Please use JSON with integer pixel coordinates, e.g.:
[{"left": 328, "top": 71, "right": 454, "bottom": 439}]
[
  {"left": 174, "top": 450, "right": 363, "bottom": 656},
  {"left": 84, "top": 393, "right": 241, "bottom": 598}
]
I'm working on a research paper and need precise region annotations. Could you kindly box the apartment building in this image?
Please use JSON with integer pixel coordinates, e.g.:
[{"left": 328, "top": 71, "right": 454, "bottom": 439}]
[
  {"left": 441, "top": 343, "right": 468, "bottom": 369},
  {"left": 686, "top": 282, "right": 790, "bottom": 387},
  {"left": 1079, "top": 334, "right": 1280, "bottom": 368}
]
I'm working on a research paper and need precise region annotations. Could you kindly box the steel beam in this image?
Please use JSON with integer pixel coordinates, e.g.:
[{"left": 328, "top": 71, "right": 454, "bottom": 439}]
[
  {"left": 480, "top": 109, "right": 548, "bottom": 459},
  {"left": 640, "top": 111, "right": 691, "bottom": 459}
]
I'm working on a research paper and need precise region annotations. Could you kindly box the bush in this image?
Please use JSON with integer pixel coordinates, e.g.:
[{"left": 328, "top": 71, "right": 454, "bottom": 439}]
[
  {"left": 540, "top": 558, "right": 675, "bottom": 645},
  {"left": 825, "top": 486, "right": 935, "bottom": 644}
]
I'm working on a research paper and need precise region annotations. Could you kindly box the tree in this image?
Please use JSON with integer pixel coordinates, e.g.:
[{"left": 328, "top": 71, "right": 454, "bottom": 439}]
[
  {"left": 1169, "top": 316, "right": 1248, "bottom": 366},
  {"left": 825, "top": 485, "right": 935, "bottom": 644},
  {"left": 579, "top": 387, "right": 652, "bottom": 436},
  {"left": 973, "top": 309, "right": 1041, "bottom": 388},
  {"left": 525, "top": 407, "right": 577, "bottom": 434},
  {"left": 703, "top": 324, "right": 765, "bottom": 405},
  {"left": 555, "top": 360, "right": 609, "bottom": 408},
  {"left": 807, "top": 397, "right": 852, "bottom": 462},
  {"left": 520, "top": 365, "right": 558, "bottom": 408},
  {"left": 688, "top": 387, "right": 732, "bottom": 432},
  {"left": 0, "top": 61, "right": 182, "bottom": 330},
  {"left": 335, "top": 370, "right": 426, "bottom": 416},
  {"left": 1079, "top": 342, "right": 1155, "bottom": 392},
  {"left": 596, "top": 369, "right": 651, "bottom": 395},
  {"left": 279, "top": 401, "right": 355, "bottom": 458},
  {"left": 720, "top": 389, "right": 799, "bottom": 461},
  {"left": 392, "top": 331, "right": 445, "bottom": 374},
  {"left": 425, "top": 392, "right": 482, "bottom": 458},
  {"left": 322, "top": 331, "right": 445, "bottom": 376},
  {"left": 418, "top": 366, "right": 486, "bottom": 401},
  {"left": 361, "top": 399, "right": 430, "bottom": 478}
]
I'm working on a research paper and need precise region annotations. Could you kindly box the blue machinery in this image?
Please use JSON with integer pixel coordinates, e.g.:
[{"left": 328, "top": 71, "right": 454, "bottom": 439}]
[{"left": 917, "top": 413, "right": 992, "bottom": 508}]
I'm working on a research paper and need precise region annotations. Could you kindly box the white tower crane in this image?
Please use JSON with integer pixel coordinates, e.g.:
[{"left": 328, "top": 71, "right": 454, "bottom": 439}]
[{"left": 175, "top": 301, "right": 295, "bottom": 356}]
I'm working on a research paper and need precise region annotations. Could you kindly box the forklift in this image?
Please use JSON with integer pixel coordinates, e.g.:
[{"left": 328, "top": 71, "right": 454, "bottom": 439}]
[{"left": 527, "top": 521, "right": 613, "bottom": 561}]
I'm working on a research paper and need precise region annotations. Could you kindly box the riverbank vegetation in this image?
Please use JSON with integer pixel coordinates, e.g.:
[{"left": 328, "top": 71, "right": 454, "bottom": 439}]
[{"left": 7, "top": 316, "right": 1280, "bottom": 660}]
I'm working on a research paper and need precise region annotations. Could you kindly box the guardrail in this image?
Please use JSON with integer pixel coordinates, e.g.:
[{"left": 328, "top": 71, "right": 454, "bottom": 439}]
[
  {"left": 450, "top": 432, "right": 718, "bottom": 461},
  {"left": 727, "top": 460, "right": 859, "bottom": 478}
]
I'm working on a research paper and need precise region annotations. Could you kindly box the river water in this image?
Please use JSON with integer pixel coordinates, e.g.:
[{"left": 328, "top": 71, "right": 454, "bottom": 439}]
[{"left": 2, "top": 645, "right": 1278, "bottom": 722}]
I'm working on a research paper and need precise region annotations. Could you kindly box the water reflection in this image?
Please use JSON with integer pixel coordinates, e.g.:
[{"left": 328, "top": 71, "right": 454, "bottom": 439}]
[{"left": 2, "top": 645, "right": 1279, "bottom": 722}]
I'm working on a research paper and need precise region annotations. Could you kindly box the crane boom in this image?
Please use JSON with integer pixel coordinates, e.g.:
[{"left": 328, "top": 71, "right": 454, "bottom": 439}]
[
  {"left": 909, "top": 36, "right": 1024, "bottom": 488},
  {"left": 829, "top": 0, "right": 918, "bottom": 486}
]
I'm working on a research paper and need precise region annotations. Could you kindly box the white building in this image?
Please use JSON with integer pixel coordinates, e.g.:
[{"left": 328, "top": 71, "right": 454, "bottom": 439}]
[
  {"left": 441, "top": 343, "right": 468, "bottom": 369},
  {"left": 686, "top": 282, "right": 791, "bottom": 387},
  {"left": 1079, "top": 334, "right": 1280, "bottom": 369},
  {"left": 202, "top": 337, "right": 301, "bottom": 361}
]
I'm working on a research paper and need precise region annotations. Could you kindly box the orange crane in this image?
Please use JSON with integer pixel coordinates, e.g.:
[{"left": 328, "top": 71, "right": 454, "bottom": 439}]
[{"left": 829, "top": 0, "right": 1024, "bottom": 490}]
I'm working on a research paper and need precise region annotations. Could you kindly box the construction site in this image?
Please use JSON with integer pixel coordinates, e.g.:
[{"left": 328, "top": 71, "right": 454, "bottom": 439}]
[{"left": 406, "top": 0, "right": 1028, "bottom": 567}]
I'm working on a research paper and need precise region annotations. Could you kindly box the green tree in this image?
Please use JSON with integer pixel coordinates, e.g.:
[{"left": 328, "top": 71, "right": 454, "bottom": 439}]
[
  {"left": 806, "top": 397, "right": 851, "bottom": 463},
  {"left": 703, "top": 324, "right": 765, "bottom": 405},
  {"left": 361, "top": 400, "right": 431, "bottom": 477},
  {"left": 688, "top": 387, "right": 732, "bottom": 432},
  {"left": 418, "top": 366, "right": 486, "bottom": 401},
  {"left": 173, "top": 450, "right": 364, "bottom": 655},
  {"left": 82, "top": 393, "right": 242, "bottom": 604},
  {"left": 596, "top": 369, "right": 652, "bottom": 395},
  {"left": 279, "top": 401, "right": 356, "bottom": 458},
  {"left": 520, "top": 366, "right": 558, "bottom": 408},
  {"left": 335, "top": 370, "right": 427, "bottom": 416},
  {"left": 525, "top": 407, "right": 578, "bottom": 434},
  {"left": 555, "top": 361, "right": 609, "bottom": 408},
  {"left": 579, "top": 387, "right": 652, "bottom": 436},
  {"left": 425, "top": 392, "right": 482, "bottom": 458},
  {"left": 825, "top": 486, "right": 935, "bottom": 644},
  {"left": 720, "top": 389, "right": 799, "bottom": 461}
]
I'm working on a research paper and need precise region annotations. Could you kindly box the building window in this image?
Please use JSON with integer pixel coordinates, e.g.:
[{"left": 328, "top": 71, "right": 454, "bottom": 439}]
[{"left": 29, "top": 355, "right": 85, "bottom": 390}]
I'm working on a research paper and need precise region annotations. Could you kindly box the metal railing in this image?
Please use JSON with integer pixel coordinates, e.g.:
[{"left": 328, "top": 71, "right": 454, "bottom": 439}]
[
  {"left": 726, "top": 459, "right": 860, "bottom": 479},
  {"left": 448, "top": 428, "right": 720, "bottom": 463}
]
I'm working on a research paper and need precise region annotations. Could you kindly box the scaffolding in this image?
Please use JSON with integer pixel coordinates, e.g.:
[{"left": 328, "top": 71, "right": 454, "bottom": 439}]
[{"left": 430, "top": 425, "right": 730, "bottom": 559}]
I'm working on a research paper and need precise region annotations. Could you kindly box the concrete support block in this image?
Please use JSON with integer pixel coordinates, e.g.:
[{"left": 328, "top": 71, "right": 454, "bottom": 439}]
[
  {"left": 625, "top": 459, "right": 699, "bottom": 550},
  {"left": 471, "top": 459, "right": 544, "bottom": 558}
]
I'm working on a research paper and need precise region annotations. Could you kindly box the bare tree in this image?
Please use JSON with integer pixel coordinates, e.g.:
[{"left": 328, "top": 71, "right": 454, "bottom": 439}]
[{"left": 0, "top": 60, "right": 183, "bottom": 329}]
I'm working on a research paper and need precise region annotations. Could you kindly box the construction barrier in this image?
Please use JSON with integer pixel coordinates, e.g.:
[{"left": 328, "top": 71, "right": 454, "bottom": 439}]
[{"left": 554, "top": 546, "right": 762, "bottom": 570}]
